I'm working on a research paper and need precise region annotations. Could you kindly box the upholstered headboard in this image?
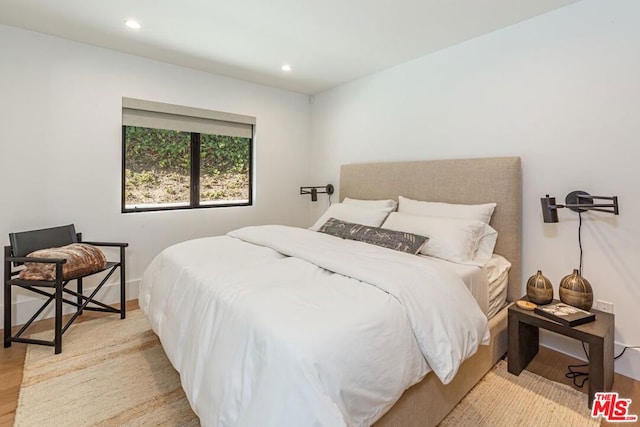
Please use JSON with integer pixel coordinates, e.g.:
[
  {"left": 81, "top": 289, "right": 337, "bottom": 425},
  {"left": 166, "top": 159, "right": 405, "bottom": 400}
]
[{"left": 339, "top": 157, "right": 522, "bottom": 302}]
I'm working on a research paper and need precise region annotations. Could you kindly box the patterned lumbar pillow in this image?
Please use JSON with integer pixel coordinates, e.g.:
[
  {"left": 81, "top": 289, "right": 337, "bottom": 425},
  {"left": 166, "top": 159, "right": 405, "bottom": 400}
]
[
  {"left": 318, "top": 218, "right": 428, "bottom": 254},
  {"left": 19, "top": 243, "right": 107, "bottom": 281}
]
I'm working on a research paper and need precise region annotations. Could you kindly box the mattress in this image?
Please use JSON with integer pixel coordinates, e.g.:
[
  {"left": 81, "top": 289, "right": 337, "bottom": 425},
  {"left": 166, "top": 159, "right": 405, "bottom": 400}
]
[{"left": 423, "top": 254, "right": 510, "bottom": 319}]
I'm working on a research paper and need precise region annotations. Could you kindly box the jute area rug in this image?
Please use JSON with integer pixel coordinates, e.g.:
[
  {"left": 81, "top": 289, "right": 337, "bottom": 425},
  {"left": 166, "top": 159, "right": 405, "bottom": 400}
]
[
  {"left": 439, "top": 360, "right": 600, "bottom": 426},
  {"left": 15, "top": 310, "right": 198, "bottom": 427},
  {"left": 15, "top": 310, "right": 600, "bottom": 426}
]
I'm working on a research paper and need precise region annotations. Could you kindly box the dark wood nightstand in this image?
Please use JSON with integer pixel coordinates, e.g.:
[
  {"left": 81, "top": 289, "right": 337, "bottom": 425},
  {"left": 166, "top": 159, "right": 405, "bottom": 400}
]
[{"left": 508, "top": 298, "right": 614, "bottom": 408}]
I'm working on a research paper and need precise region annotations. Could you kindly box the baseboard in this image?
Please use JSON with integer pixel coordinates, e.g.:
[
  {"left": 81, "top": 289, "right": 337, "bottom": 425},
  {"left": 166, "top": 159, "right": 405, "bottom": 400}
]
[
  {"left": 541, "top": 330, "right": 640, "bottom": 381},
  {"left": 1, "top": 279, "right": 141, "bottom": 328}
]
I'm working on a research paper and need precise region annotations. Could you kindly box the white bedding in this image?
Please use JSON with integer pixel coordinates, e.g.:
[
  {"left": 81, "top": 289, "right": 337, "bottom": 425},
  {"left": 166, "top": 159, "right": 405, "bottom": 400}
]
[
  {"left": 426, "top": 254, "right": 511, "bottom": 319},
  {"left": 139, "top": 225, "right": 489, "bottom": 427}
]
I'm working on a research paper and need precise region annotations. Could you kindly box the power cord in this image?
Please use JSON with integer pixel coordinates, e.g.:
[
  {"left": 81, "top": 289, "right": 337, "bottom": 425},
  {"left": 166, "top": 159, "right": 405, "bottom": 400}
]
[
  {"left": 569, "top": 211, "right": 638, "bottom": 386},
  {"left": 578, "top": 212, "right": 583, "bottom": 275},
  {"left": 566, "top": 344, "right": 640, "bottom": 388},
  {"left": 566, "top": 342, "right": 589, "bottom": 387},
  {"left": 615, "top": 345, "right": 640, "bottom": 359}
]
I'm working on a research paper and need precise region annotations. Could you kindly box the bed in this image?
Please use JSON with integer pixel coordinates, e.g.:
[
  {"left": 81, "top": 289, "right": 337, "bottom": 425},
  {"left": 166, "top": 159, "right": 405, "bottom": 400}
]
[{"left": 139, "top": 156, "right": 522, "bottom": 427}]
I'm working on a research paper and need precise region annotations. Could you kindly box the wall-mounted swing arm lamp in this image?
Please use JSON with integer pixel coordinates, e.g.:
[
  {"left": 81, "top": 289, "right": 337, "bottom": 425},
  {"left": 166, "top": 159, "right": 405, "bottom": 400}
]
[
  {"left": 300, "top": 184, "right": 334, "bottom": 202},
  {"left": 540, "top": 190, "right": 619, "bottom": 223}
]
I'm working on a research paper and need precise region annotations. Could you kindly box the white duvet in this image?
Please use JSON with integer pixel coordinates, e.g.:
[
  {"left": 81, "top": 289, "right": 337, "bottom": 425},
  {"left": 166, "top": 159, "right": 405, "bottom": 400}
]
[{"left": 139, "top": 225, "right": 489, "bottom": 427}]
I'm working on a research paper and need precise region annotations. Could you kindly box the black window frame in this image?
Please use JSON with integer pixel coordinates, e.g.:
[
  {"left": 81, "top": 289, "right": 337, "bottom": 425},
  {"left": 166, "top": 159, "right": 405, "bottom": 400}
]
[{"left": 121, "top": 125, "right": 254, "bottom": 213}]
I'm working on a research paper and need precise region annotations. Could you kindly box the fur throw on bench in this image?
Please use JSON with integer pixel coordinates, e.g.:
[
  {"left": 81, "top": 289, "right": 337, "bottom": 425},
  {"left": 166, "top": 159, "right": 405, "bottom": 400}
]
[{"left": 19, "top": 243, "right": 107, "bottom": 281}]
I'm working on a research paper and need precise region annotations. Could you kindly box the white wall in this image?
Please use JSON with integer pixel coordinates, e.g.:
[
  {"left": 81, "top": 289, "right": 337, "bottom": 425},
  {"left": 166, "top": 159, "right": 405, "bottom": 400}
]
[
  {"left": 0, "top": 26, "right": 311, "bottom": 320},
  {"left": 310, "top": 0, "right": 640, "bottom": 380}
]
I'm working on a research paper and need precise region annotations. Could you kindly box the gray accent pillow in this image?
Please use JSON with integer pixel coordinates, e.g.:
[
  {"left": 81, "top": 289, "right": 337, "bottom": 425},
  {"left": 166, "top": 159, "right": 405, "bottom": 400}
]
[{"left": 318, "top": 218, "right": 429, "bottom": 255}]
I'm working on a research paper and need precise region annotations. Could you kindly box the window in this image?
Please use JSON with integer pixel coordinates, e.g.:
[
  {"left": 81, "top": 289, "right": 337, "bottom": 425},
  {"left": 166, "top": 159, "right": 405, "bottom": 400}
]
[{"left": 122, "top": 98, "right": 255, "bottom": 213}]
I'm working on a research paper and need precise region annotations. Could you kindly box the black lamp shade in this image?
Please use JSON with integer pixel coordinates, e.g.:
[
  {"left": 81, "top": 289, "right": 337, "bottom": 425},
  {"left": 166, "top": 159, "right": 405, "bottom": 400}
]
[{"left": 541, "top": 196, "right": 559, "bottom": 223}]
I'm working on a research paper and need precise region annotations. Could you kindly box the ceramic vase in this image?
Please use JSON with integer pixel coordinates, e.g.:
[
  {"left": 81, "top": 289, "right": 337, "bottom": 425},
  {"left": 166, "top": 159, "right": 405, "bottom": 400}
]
[
  {"left": 526, "top": 270, "right": 553, "bottom": 305},
  {"left": 559, "top": 269, "right": 593, "bottom": 310}
]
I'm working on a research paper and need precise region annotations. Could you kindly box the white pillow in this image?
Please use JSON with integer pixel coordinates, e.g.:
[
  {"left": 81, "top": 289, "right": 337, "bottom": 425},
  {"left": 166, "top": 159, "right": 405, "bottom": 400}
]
[
  {"left": 382, "top": 212, "right": 498, "bottom": 266},
  {"left": 473, "top": 226, "right": 500, "bottom": 267},
  {"left": 398, "top": 196, "right": 496, "bottom": 224},
  {"left": 310, "top": 203, "right": 392, "bottom": 231},
  {"left": 343, "top": 197, "right": 397, "bottom": 211}
]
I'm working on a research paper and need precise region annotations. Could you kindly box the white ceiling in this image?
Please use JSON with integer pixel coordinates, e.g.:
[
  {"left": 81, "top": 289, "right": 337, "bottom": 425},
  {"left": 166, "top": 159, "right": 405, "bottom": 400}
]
[{"left": 0, "top": 0, "right": 579, "bottom": 94}]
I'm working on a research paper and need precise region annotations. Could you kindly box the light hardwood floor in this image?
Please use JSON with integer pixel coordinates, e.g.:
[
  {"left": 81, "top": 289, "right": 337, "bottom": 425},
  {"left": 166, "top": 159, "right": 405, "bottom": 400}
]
[{"left": 1, "top": 301, "right": 638, "bottom": 426}]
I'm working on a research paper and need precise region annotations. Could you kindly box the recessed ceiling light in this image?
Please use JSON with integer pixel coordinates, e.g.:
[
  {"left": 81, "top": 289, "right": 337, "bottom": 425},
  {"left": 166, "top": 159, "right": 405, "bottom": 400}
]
[
  {"left": 281, "top": 64, "right": 292, "bottom": 72},
  {"left": 125, "top": 19, "right": 141, "bottom": 30}
]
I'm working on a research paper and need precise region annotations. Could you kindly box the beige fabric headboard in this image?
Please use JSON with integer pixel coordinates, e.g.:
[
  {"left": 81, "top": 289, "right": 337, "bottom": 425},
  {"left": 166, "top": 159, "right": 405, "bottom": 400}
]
[{"left": 339, "top": 157, "right": 522, "bottom": 302}]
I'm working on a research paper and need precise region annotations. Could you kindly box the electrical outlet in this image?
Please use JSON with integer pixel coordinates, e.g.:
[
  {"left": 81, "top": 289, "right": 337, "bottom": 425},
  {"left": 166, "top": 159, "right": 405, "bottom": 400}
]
[{"left": 596, "top": 300, "right": 614, "bottom": 313}]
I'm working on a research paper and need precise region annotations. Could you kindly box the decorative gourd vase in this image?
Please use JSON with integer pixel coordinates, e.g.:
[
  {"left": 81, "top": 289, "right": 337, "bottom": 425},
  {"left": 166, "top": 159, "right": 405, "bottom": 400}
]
[
  {"left": 559, "top": 269, "right": 593, "bottom": 310},
  {"left": 526, "top": 270, "right": 553, "bottom": 305}
]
